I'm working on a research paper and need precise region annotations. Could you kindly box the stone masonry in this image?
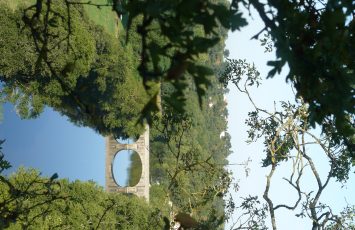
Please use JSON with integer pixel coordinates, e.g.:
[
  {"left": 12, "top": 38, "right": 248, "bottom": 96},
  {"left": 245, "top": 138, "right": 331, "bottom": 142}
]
[{"left": 105, "top": 127, "right": 149, "bottom": 201}]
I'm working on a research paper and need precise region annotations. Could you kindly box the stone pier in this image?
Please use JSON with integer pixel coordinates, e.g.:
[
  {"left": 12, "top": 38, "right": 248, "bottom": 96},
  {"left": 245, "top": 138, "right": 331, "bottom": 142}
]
[{"left": 105, "top": 127, "right": 149, "bottom": 201}]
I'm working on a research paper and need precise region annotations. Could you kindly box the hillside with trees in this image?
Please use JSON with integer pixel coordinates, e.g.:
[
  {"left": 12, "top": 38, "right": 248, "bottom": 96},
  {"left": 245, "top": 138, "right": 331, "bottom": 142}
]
[
  {"left": 0, "top": 0, "right": 354, "bottom": 229},
  {"left": 0, "top": 0, "right": 231, "bottom": 229}
]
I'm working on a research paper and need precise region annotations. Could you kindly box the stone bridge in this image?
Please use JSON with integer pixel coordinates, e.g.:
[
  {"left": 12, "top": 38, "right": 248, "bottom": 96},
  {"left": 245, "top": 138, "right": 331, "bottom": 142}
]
[{"left": 105, "top": 127, "right": 149, "bottom": 201}]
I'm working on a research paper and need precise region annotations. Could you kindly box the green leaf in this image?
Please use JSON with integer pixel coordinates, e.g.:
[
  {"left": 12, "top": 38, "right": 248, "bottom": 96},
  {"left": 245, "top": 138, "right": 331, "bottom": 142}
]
[
  {"left": 50, "top": 173, "right": 58, "bottom": 181},
  {"left": 266, "top": 60, "right": 284, "bottom": 78},
  {"left": 230, "top": 12, "right": 248, "bottom": 31}
]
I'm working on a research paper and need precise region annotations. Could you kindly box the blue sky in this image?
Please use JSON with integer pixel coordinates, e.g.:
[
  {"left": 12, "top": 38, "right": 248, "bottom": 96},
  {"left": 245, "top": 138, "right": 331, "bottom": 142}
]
[
  {"left": 0, "top": 6, "right": 354, "bottom": 229},
  {"left": 225, "top": 7, "right": 355, "bottom": 230},
  {"left": 0, "top": 103, "right": 107, "bottom": 185}
]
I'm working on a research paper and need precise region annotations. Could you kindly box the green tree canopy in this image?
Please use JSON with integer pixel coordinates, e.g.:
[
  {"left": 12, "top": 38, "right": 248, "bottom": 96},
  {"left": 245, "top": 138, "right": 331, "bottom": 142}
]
[
  {"left": 0, "top": 169, "right": 162, "bottom": 229},
  {"left": 3, "top": 0, "right": 352, "bottom": 145},
  {"left": 122, "top": 0, "right": 354, "bottom": 148},
  {"left": 0, "top": 1, "right": 147, "bottom": 138},
  {"left": 0, "top": 1, "right": 232, "bottom": 228},
  {"left": 241, "top": 0, "right": 355, "bottom": 149}
]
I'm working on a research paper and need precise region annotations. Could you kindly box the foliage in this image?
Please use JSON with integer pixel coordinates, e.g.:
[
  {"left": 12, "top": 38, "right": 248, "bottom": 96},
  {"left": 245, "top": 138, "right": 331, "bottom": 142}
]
[
  {"left": 123, "top": 0, "right": 245, "bottom": 108},
  {"left": 236, "top": 0, "right": 355, "bottom": 148},
  {"left": 0, "top": 150, "right": 163, "bottom": 229},
  {"left": 227, "top": 195, "right": 268, "bottom": 230},
  {"left": 325, "top": 205, "right": 355, "bottom": 230},
  {"left": 149, "top": 108, "right": 231, "bottom": 229},
  {"left": 110, "top": 0, "right": 355, "bottom": 147},
  {"left": 124, "top": 0, "right": 355, "bottom": 149},
  {"left": 221, "top": 58, "right": 353, "bottom": 181},
  {"left": 127, "top": 151, "right": 142, "bottom": 187},
  {"left": 0, "top": 1, "right": 148, "bottom": 138},
  {"left": 0, "top": 1, "right": 232, "bottom": 228},
  {"left": 11, "top": 0, "right": 241, "bottom": 120},
  {"left": 0, "top": 140, "right": 64, "bottom": 229},
  {"left": 148, "top": 64, "right": 231, "bottom": 229},
  {"left": 221, "top": 59, "right": 354, "bottom": 230},
  {"left": 1, "top": 0, "right": 352, "bottom": 169},
  {"left": 145, "top": 7, "right": 232, "bottom": 227}
]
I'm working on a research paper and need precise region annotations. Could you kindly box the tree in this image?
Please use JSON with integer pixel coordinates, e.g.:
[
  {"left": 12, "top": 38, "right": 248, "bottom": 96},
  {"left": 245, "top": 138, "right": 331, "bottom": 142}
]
[
  {"left": 220, "top": 59, "right": 354, "bottom": 229},
  {"left": 126, "top": 0, "right": 355, "bottom": 146},
  {"left": 107, "top": 0, "right": 354, "bottom": 148},
  {"left": 0, "top": 1, "right": 232, "bottom": 228},
  {"left": 148, "top": 43, "right": 231, "bottom": 229},
  {"left": 0, "top": 142, "right": 164, "bottom": 229},
  {"left": 1, "top": 0, "right": 353, "bottom": 151},
  {"left": 0, "top": 1, "right": 147, "bottom": 138},
  {"left": 1, "top": 0, "right": 353, "bottom": 228},
  {"left": 0, "top": 140, "right": 64, "bottom": 229},
  {"left": 240, "top": 0, "right": 354, "bottom": 142}
]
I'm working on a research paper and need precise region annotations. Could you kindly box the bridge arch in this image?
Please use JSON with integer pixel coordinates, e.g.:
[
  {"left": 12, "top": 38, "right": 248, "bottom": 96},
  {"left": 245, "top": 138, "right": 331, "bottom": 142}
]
[{"left": 105, "top": 127, "right": 149, "bottom": 201}]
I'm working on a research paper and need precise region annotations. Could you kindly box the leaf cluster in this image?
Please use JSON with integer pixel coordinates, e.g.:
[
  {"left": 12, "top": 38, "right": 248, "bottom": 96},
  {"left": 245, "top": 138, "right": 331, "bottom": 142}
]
[
  {"left": 0, "top": 1, "right": 147, "bottom": 138},
  {"left": 0, "top": 167, "right": 163, "bottom": 229},
  {"left": 237, "top": 0, "right": 355, "bottom": 146},
  {"left": 122, "top": 0, "right": 246, "bottom": 112},
  {"left": 149, "top": 50, "right": 231, "bottom": 228}
]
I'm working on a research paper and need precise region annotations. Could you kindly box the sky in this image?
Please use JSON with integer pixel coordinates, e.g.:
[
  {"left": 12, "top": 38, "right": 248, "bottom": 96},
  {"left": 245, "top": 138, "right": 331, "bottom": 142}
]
[
  {"left": 0, "top": 103, "right": 107, "bottom": 185},
  {"left": 0, "top": 6, "right": 354, "bottom": 230},
  {"left": 0, "top": 102, "right": 137, "bottom": 187},
  {"left": 225, "top": 7, "right": 355, "bottom": 230}
]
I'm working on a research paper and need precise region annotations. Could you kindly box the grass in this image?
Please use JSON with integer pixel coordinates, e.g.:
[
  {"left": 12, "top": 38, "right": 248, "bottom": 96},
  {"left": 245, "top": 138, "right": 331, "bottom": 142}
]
[
  {"left": 2, "top": 0, "right": 121, "bottom": 36},
  {"left": 83, "top": 0, "right": 121, "bottom": 36},
  {"left": 0, "top": 0, "right": 34, "bottom": 9}
]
